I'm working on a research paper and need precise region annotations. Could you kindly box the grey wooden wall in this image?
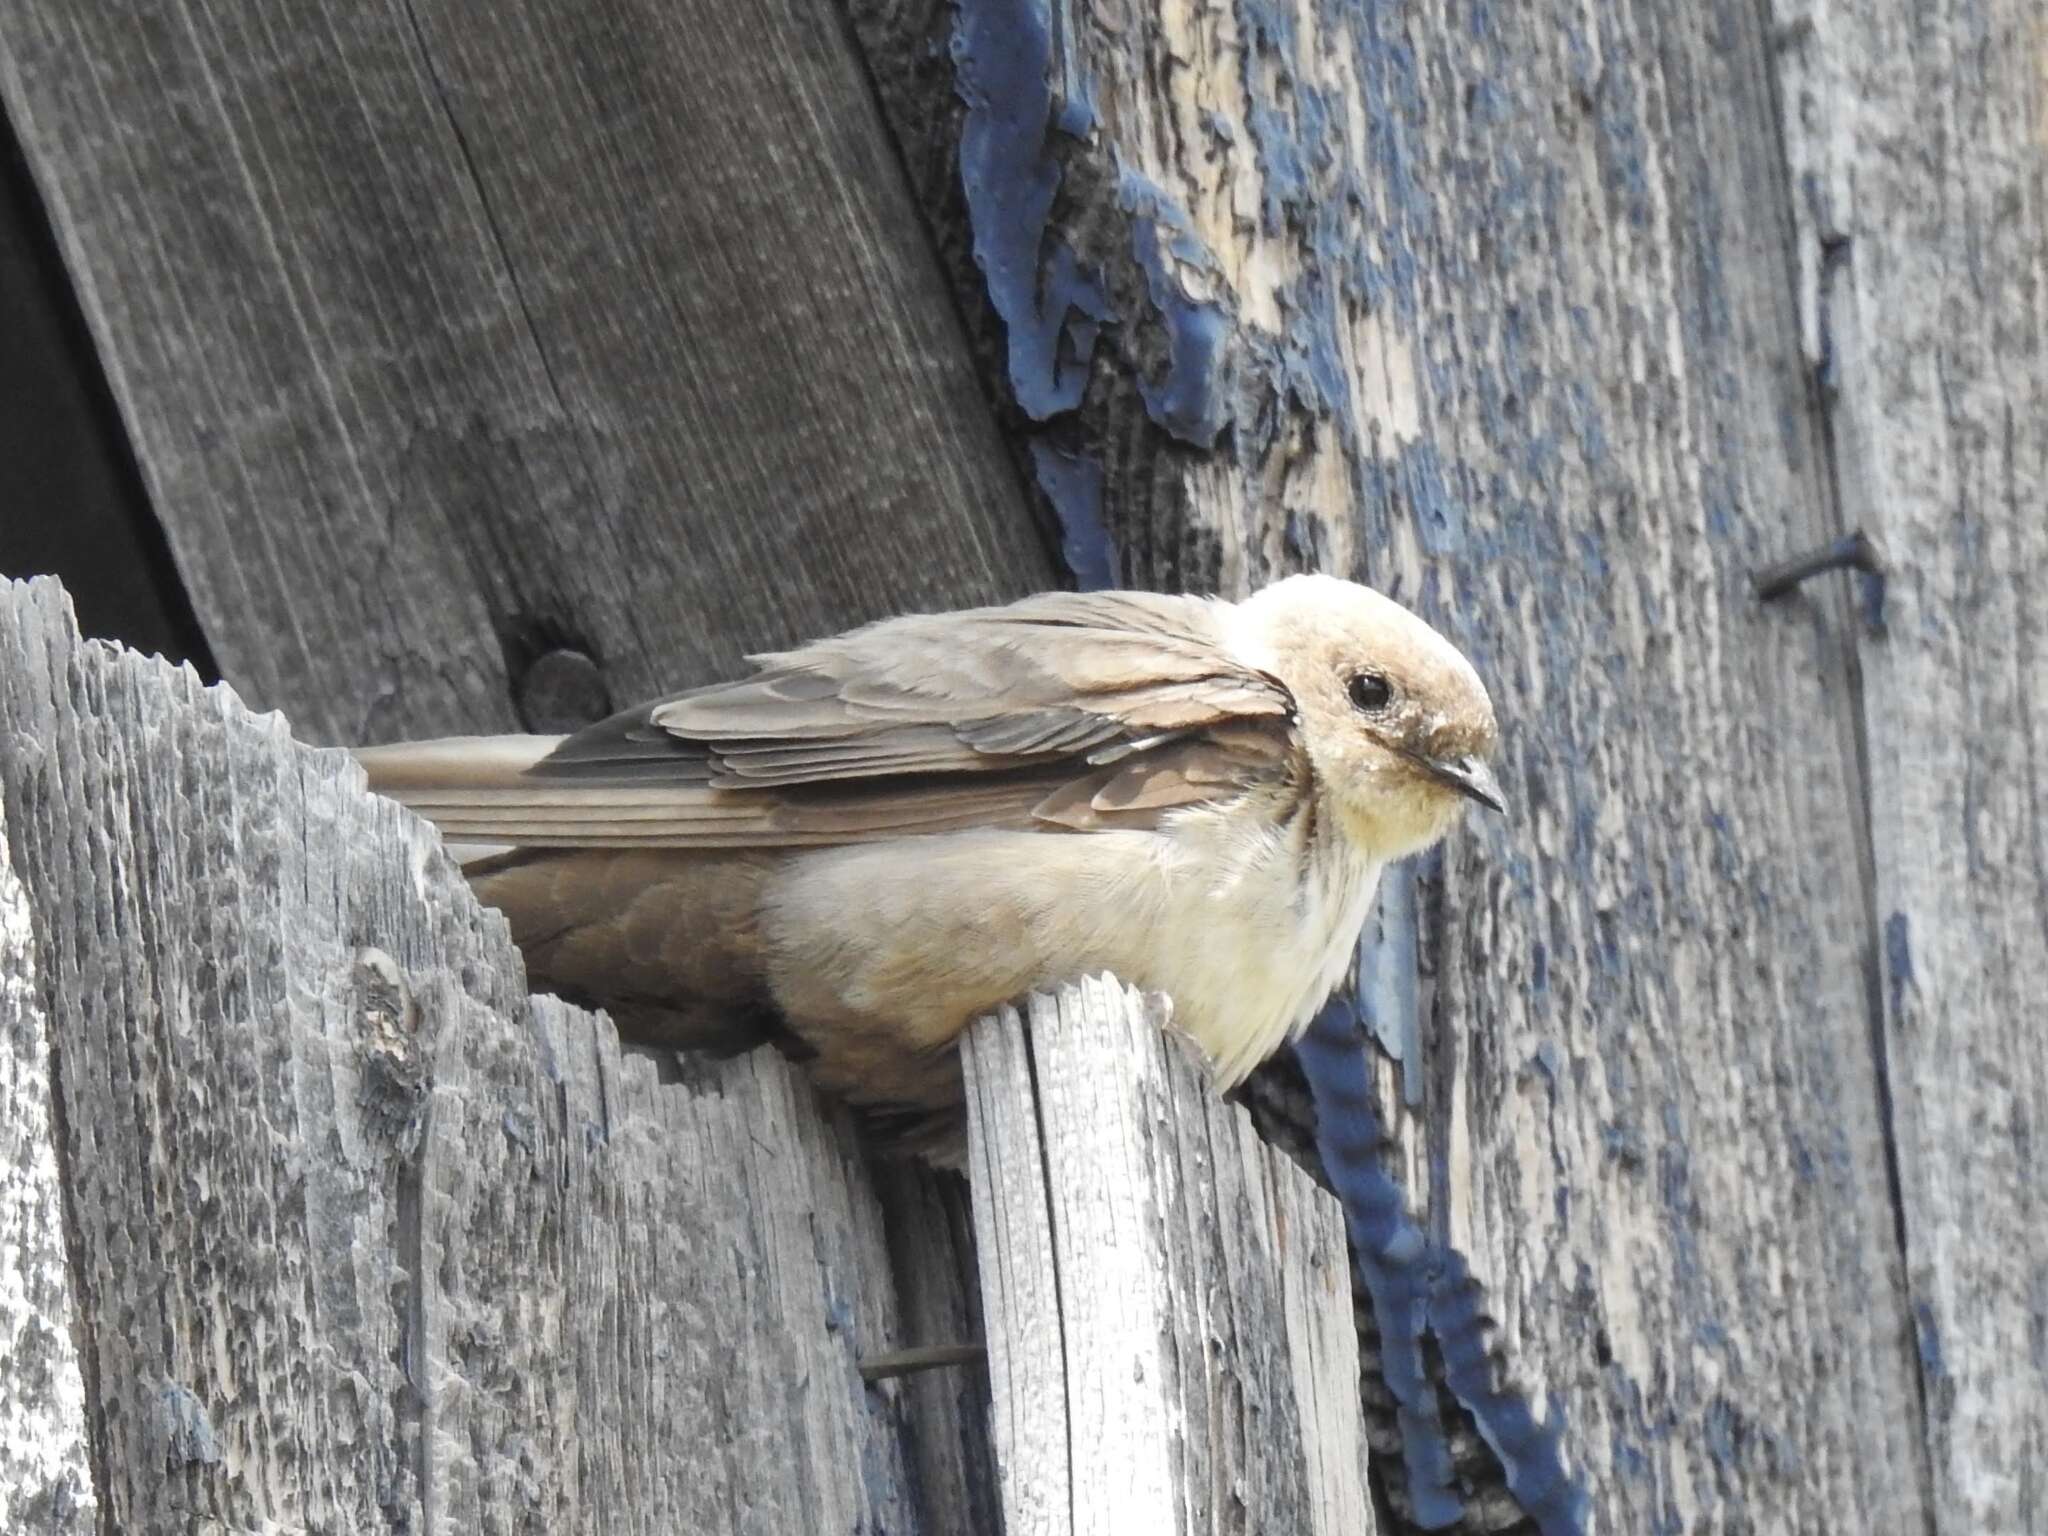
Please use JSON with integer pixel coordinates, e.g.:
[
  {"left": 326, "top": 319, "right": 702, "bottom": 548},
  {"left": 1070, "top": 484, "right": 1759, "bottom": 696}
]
[{"left": 0, "top": 0, "right": 2039, "bottom": 1531}]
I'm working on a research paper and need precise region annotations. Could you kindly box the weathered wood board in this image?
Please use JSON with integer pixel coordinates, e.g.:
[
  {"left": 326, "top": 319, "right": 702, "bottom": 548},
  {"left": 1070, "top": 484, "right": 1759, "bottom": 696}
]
[
  {"left": 0, "top": 2, "right": 1028, "bottom": 1516},
  {"left": 0, "top": 576, "right": 960, "bottom": 1532},
  {"left": 842, "top": 1, "right": 2043, "bottom": 1530},
  {"left": 1772, "top": 2, "right": 2048, "bottom": 1524},
  {"left": 0, "top": 736, "right": 94, "bottom": 1532},
  {"left": 962, "top": 975, "right": 1376, "bottom": 1536},
  {"left": 0, "top": 0, "right": 1054, "bottom": 745}
]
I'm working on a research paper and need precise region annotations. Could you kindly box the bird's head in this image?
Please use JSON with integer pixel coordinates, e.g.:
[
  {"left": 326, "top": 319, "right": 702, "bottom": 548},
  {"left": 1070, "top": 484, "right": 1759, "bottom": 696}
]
[{"left": 1234, "top": 574, "right": 1503, "bottom": 859}]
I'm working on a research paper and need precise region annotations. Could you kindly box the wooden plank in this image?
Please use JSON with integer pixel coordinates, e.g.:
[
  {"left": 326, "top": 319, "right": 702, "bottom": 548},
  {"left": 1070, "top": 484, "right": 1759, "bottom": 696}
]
[
  {"left": 842, "top": 1, "right": 1958, "bottom": 1528},
  {"left": 0, "top": 0, "right": 1053, "bottom": 745},
  {"left": 962, "top": 974, "right": 1376, "bottom": 1535},
  {"left": 0, "top": 753, "right": 95, "bottom": 1533},
  {"left": 0, "top": 576, "right": 954, "bottom": 1531},
  {"left": 1771, "top": 3, "right": 2048, "bottom": 1529},
  {"left": 0, "top": 3, "right": 1020, "bottom": 1507},
  {"left": 528, "top": 1012, "right": 927, "bottom": 1534},
  {"left": 962, "top": 994, "right": 1072, "bottom": 1532}
]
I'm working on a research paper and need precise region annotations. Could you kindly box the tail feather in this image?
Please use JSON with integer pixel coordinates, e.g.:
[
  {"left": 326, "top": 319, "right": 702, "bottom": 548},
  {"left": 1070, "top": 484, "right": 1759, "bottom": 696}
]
[
  {"left": 353, "top": 733, "right": 1052, "bottom": 849},
  {"left": 355, "top": 735, "right": 566, "bottom": 791},
  {"left": 352, "top": 735, "right": 731, "bottom": 845}
]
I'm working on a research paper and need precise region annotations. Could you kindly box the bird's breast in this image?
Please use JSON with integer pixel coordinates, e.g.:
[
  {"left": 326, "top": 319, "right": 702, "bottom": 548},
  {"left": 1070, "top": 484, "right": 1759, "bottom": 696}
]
[
  {"left": 1139, "top": 809, "right": 1383, "bottom": 1086},
  {"left": 758, "top": 816, "right": 1383, "bottom": 1117}
]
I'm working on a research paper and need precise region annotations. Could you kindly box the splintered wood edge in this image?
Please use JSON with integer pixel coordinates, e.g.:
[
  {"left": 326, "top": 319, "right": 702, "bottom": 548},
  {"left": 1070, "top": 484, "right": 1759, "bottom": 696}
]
[
  {"left": 961, "top": 974, "right": 1375, "bottom": 1536},
  {"left": 0, "top": 764, "right": 97, "bottom": 1531},
  {"left": 961, "top": 998, "right": 1073, "bottom": 1534}
]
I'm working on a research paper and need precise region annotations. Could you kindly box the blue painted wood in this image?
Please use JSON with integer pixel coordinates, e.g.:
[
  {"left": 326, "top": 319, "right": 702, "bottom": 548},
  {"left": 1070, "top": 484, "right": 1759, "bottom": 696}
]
[{"left": 851, "top": 0, "right": 1951, "bottom": 1527}]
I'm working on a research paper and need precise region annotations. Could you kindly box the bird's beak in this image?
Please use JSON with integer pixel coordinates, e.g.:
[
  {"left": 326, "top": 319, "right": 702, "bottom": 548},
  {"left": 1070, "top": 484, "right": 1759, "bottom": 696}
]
[{"left": 1420, "top": 752, "right": 1507, "bottom": 814}]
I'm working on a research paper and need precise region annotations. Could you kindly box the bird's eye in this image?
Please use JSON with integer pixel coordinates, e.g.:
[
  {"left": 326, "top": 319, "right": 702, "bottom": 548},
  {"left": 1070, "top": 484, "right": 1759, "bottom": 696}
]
[{"left": 1347, "top": 671, "right": 1394, "bottom": 713}]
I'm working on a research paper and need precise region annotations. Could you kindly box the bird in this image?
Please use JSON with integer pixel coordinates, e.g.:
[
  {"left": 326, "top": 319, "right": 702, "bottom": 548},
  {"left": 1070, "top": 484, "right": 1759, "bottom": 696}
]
[{"left": 356, "top": 575, "right": 1503, "bottom": 1154}]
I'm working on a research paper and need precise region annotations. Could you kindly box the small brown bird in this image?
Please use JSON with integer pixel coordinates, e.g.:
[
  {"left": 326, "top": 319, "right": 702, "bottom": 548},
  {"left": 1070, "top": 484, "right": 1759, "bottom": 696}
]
[{"left": 357, "top": 576, "right": 1503, "bottom": 1150}]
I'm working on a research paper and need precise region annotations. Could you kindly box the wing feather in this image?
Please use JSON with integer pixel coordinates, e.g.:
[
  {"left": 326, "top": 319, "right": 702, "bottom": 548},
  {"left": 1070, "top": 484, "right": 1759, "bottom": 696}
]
[{"left": 360, "top": 590, "right": 1301, "bottom": 848}]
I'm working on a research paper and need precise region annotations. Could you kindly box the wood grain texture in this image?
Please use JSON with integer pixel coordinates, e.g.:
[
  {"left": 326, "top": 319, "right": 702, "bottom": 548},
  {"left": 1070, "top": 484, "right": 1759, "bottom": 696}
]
[
  {"left": 836, "top": 0, "right": 2037, "bottom": 1529},
  {"left": 1773, "top": 2, "right": 2048, "bottom": 1527},
  {"left": 0, "top": 3, "right": 1032, "bottom": 1511},
  {"left": 0, "top": 0, "right": 1053, "bottom": 746},
  {"left": 0, "top": 577, "right": 956, "bottom": 1531},
  {"left": 0, "top": 767, "right": 94, "bottom": 1533},
  {"left": 962, "top": 975, "right": 1376, "bottom": 1535}
]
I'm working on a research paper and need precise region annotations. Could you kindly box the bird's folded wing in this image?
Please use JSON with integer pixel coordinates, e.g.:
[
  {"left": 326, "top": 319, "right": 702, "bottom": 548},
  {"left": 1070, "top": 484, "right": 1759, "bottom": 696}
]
[{"left": 358, "top": 590, "right": 1300, "bottom": 848}]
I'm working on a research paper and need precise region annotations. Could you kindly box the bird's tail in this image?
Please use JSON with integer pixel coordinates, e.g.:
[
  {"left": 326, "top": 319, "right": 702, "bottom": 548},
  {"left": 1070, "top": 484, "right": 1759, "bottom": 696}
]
[
  {"left": 353, "top": 734, "right": 796, "bottom": 849},
  {"left": 354, "top": 735, "right": 565, "bottom": 859},
  {"left": 355, "top": 734, "right": 567, "bottom": 795}
]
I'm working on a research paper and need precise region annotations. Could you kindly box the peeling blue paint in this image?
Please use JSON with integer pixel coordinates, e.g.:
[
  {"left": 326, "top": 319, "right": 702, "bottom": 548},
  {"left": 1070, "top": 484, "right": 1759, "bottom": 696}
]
[
  {"left": 158, "top": 1381, "right": 223, "bottom": 1466},
  {"left": 1597, "top": 1122, "right": 1646, "bottom": 1171},
  {"left": 1237, "top": 0, "right": 1393, "bottom": 442},
  {"left": 1356, "top": 862, "right": 1423, "bottom": 1106},
  {"left": 1280, "top": 282, "right": 1352, "bottom": 421},
  {"left": 1858, "top": 568, "right": 1888, "bottom": 633},
  {"left": 1027, "top": 441, "right": 1115, "bottom": 590},
  {"left": 1884, "top": 910, "right": 1914, "bottom": 1019},
  {"left": 1704, "top": 810, "right": 1740, "bottom": 885},
  {"left": 1435, "top": 1258, "right": 1587, "bottom": 1529},
  {"left": 1054, "top": 68, "right": 1096, "bottom": 137},
  {"left": 1703, "top": 1396, "right": 1740, "bottom": 1467},
  {"left": 1564, "top": 381, "right": 1609, "bottom": 467},
  {"left": 1914, "top": 1300, "right": 1946, "bottom": 1380},
  {"left": 1297, "top": 1000, "right": 1587, "bottom": 1533},
  {"left": 1237, "top": 0, "right": 1313, "bottom": 233},
  {"left": 1788, "top": 1131, "right": 1818, "bottom": 1184},
  {"left": 1362, "top": 441, "right": 1466, "bottom": 556},
  {"left": 1348, "top": 3, "right": 1430, "bottom": 317},
  {"left": 1117, "top": 169, "right": 1233, "bottom": 447},
  {"left": 951, "top": 0, "right": 1110, "bottom": 420},
  {"left": 1657, "top": 1105, "right": 1715, "bottom": 1323},
  {"left": 1592, "top": 34, "right": 1652, "bottom": 231},
  {"left": 1239, "top": 0, "right": 1300, "bottom": 62},
  {"left": 823, "top": 1290, "right": 855, "bottom": 1335},
  {"left": 1294, "top": 1000, "right": 1464, "bottom": 1527},
  {"left": 1612, "top": 1428, "right": 1651, "bottom": 1481}
]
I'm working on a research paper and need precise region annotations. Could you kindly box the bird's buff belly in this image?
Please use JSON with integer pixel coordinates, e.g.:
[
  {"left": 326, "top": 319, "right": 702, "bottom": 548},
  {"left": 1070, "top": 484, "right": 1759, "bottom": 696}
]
[{"left": 761, "top": 828, "right": 1378, "bottom": 1119}]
